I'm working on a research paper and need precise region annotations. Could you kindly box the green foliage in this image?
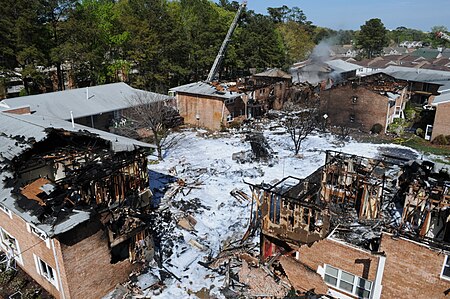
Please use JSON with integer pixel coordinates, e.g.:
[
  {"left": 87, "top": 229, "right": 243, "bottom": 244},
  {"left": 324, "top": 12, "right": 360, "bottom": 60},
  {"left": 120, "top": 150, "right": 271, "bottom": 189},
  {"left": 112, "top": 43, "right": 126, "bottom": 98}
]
[
  {"left": 356, "top": 18, "right": 389, "bottom": 58},
  {"left": 416, "top": 128, "right": 424, "bottom": 138},
  {"left": 388, "top": 118, "right": 407, "bottom": 135},
  {"left": 277, "top": 21, "right": 315, "bottom": 65},
  {"left": 388, "top": 26, "right": 428, "bottom": 44},
  {"left": 430, "top": 26, "right": 450, "bottom": 48},
  {"left": 371, "top": 123, "right": 383, "bottom": 134},
  {"left": 0, "top": 0, "right": 317, "bottom": 92}
]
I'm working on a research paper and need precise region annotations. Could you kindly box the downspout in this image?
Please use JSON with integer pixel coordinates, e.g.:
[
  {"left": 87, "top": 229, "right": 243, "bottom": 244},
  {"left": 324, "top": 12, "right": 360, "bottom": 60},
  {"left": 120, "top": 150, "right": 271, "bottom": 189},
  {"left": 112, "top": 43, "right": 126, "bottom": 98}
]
[
  {"left": 51, "top": 239, "right": 66, "bottom": 299},
  {"left": 385, "top": 100, "right": 390, "bottom": 134},
  {"left": 371, "top": 254, "right": 386, "bottom": 299},
  {"left": 221, "top": 100, "right": 226, "bottom": 126}
]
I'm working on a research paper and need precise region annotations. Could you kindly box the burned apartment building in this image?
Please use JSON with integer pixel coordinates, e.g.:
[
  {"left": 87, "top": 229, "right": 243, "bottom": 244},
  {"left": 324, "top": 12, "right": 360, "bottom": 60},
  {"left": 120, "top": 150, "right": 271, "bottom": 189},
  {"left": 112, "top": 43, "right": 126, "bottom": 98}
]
[
  {"left": 169, "top": 70, "right": 293, "bottom": 130},
  {"left": 0, "top": 112, "right": 156, "bottom": 299},
  {"left": 320, "top": 73, "right": 409, "bottom": 134},
  {"left": 247, "top": 151, "right": 450, "bottom": 298}
]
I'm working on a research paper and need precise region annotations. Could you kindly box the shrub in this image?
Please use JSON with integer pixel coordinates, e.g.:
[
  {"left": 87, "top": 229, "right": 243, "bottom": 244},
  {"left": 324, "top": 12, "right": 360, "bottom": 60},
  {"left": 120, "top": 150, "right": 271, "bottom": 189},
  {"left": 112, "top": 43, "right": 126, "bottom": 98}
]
[
  {"left": 432, "top": 134, "right": 449, "bottom": 145},
  {"left": 371, "top": 123, "right": 383, "bottom": 134},
  {"left": 415, "top": 128, "right": 424, "bottom": 138}
]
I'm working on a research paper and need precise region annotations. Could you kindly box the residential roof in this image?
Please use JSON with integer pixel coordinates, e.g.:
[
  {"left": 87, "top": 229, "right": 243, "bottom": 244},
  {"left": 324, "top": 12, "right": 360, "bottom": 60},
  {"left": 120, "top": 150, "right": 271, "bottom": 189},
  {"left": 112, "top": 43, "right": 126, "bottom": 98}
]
[
  {"left": 325, "top": 59, "right": 360, "bottom": 73},
  {"left": 376, "top": 66, "right": 450, "bottom": 84},
  {"left": 0, "top": 82, "right": 171, "bottom": 120},
  {"left": 253, "top": 68, "right": 292, "bottom": 80},
  {"left": 169, "top": 81, "right": 242, "bottom": 100},
  {"left": 412, "top": 48, "right": 450, "bottom": 59},
  {"left": 433, "top": 91, "right": 450, "bottom": 105},
  {"left": 0, "top": 112, "right": 154, "bottom": 237}
]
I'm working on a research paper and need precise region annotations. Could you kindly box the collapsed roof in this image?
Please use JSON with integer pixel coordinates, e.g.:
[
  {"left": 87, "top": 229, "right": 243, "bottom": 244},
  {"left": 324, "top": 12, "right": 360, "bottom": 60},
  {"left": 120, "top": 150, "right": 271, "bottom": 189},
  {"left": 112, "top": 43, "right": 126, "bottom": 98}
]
[{"left": 0, "top": 112, "right": 154, "bottom": 237}]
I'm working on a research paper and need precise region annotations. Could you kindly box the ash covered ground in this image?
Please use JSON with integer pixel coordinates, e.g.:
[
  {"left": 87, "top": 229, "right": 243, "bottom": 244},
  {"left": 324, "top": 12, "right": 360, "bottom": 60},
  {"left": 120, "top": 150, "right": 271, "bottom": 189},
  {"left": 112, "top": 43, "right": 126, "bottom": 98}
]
[{"left": 105, "top": 121, "right": 428, "bottom": 298}]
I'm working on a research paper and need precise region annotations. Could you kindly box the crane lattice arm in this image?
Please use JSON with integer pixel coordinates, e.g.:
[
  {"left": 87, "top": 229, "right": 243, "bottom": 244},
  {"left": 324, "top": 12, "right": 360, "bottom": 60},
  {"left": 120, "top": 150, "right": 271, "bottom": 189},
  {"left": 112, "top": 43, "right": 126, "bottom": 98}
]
[{"left": 206, "top": 1, "right": 247, "bottom": 83}]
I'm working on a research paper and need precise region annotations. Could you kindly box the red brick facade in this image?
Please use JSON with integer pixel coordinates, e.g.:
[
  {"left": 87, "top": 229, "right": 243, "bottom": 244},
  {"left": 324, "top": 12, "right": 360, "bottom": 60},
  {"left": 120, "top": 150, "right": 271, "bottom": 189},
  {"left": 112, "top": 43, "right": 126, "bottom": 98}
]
[
  {"left": 431, "top": 102, "right": 450, "bottom": 141},
  {"left": 176, "top": 93, "right": 246, "bottom": 130}
]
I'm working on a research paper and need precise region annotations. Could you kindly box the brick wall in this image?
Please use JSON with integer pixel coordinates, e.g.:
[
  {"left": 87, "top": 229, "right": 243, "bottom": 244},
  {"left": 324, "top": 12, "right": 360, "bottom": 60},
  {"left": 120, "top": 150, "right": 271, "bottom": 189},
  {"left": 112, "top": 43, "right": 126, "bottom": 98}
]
[
  {"left": 320, "top": 85, "right": 389, "bottom": 133},
  {"left": 431, "top": 102, "right": 450, "bottom": 141},
  {"left": 298, "top": 238, "right": 379, "bottom": 282},
  {"left": 177, "top": 93, "right": 246, "bottom": 130},
  {"left": 0, "top": 210, "right": 62, "bottom": 298},
  {"left": 59, "top": 230, "right": 133, "bottom": 299},
  {"left": 380, "top": 233, "right": 450, "bottom": 299}
]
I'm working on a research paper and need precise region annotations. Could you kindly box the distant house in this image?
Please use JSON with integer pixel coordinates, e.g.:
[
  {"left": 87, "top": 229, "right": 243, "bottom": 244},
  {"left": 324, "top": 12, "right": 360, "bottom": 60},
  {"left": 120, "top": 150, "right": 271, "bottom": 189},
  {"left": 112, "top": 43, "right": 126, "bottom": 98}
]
[
  {"left": 0, "top": 112, "right": 155, "bottom": 299},
  {"left": 170, "top": 81, "right": 246, "bottom": 130},
  {"left": 0, "top": 71, "right": 25, "bottom": 99},
  {"left": 383, "top": 47, "right": 409, "bottom": 56},
  {"left": 330, "top": 45, "right": 358, "bottom": 58},
  {"left": 0, "top": 82, "right": 172, "bottom": 131}
]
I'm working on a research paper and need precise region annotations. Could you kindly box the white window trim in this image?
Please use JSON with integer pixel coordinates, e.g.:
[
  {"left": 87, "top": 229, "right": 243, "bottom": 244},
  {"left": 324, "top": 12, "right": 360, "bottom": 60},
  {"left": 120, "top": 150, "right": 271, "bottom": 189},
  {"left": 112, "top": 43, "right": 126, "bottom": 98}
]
[
  {"left": 323, "top": 264, "right": 372, "bottom": 299},
  {"left": 440, "top": 255, "right": 450, "bottom": 281},
  {"left": 33, "top": 254, "right": 59, "bottom": 290},
  {"left": 0, "top": 227, "right": 23, "bottom": 265},
  {"left": 0, "top": 204, "right": 12, "bottom": 219},
  {"left": 26, "top": 223, "right": 51, "bottom": 248}
]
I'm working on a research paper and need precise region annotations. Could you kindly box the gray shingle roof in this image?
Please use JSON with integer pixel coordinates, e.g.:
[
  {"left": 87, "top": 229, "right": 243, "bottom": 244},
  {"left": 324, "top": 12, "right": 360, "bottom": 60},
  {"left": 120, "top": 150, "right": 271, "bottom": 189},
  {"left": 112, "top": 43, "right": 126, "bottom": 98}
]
[
  {"left": 326, "top": 59, "right": 361, "bottom": 73},
  {"left": 169, "top": 81, "right": 242, "bottom": 100},
  {"left": 370, "top": 66, "right": 450, "bottom": 84},
  {"left": 0, "top": 82, "right": 171, "bottom": 120},
  {"left": 0, "top": 112, "right": 154, "bottom": 237}
]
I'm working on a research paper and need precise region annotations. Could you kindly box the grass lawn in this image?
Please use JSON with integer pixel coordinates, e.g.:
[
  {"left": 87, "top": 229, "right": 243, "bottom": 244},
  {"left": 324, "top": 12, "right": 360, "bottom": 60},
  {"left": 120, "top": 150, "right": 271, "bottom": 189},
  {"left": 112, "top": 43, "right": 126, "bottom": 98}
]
[{"left": 393, "top": 135, "right": 450, "bottom": 163}]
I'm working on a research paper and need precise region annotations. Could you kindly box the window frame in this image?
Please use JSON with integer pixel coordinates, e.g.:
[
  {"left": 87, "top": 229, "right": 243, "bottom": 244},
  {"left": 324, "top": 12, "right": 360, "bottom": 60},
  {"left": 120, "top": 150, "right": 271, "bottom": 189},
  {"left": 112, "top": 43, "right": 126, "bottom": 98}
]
[
  {"left": 441, "top": 255, "right": 450, "bottom": 281},
  {"left": 323, "top": 264, "right": 372, "bottom": 299},
  {"left": 0, "top": 227, "right": 23, "bottom": 265},
  {"left": 26, "top": 223, "right": 51, "bottom": 248},
  {"left": 34, "top": 254, "right": 59, "bottom": 289}
]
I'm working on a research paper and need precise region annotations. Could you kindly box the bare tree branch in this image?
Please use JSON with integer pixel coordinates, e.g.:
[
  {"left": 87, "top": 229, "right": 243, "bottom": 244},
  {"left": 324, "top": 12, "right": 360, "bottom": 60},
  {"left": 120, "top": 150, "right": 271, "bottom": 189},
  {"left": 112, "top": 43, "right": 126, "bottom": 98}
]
[{"left": 114, "top": 91, "right": 182, "bottom": 160}]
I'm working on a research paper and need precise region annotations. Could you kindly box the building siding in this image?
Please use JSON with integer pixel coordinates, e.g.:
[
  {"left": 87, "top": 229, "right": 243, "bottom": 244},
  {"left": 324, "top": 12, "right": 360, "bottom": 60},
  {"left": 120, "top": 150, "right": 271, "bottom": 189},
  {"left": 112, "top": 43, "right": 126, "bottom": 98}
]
[
  {"left": 0, "top": 211, "right": 63, "bottom": 298},
  {"left": 321, "top": 85, "right": 392, "bottom": 133},
  {"left": 432, "top": 102, "right": 450, "bottom": 141},
  {"left": 380, "top": 234, "right": 450, "bottom": 299}
]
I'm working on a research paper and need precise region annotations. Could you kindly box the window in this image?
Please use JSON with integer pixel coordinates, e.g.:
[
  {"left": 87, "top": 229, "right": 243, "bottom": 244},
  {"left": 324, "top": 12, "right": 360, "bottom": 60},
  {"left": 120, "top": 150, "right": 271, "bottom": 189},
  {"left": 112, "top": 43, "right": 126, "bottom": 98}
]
[
  {"left": 0, "top": 204, "right": 12, "bottom": 218},
  {"left": 26, "top": 223, "right": 50, "bottom": 248},
  {"left": 34, "top": 255, "right": 58, "bottom": 289},
  {"left": 0, "top": 227, "right": 22, "bottom": 265},
  {"left": 324, "top": 265, "right": 372, "bottom": 299},
  {"left": 441, "top": 255, "right": 450, "bottom": 280}
]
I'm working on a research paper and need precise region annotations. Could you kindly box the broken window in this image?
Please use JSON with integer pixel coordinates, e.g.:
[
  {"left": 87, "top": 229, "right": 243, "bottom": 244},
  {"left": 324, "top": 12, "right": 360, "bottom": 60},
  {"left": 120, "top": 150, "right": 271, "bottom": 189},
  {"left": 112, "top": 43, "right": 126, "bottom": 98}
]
[
  {"left": 0, "top": 227, "right": 22, "bottom": 264},
  {"left": 34, "top": 255, "right": 58, "bottom": 288},
  {"left": 442, "top": 255, "right": 450, "bottom": 279},
  {"left": 323, "top": 264, "right": 372, "bottom": 299}
]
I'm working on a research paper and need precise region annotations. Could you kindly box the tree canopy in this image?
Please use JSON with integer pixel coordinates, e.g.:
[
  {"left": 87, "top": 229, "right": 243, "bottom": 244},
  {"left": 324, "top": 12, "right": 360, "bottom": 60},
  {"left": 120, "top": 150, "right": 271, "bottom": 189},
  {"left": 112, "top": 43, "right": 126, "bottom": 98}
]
[{"left": 356, "top": 18, "right": 389, "bottom": 58}]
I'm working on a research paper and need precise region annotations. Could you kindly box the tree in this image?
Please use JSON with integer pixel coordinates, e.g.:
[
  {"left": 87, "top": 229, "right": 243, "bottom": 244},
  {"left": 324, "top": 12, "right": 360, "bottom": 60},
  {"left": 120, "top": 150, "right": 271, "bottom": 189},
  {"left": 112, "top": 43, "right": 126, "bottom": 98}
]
[
  {"left": 277, "top": 21, "right": 315, "bottom": 65},
  {"left": 282, "top": 102, "right": 318, "bottom": 155},
  {"left": 356, "top": 18, "right": 388, "bottom": 58},
  {"left": 430, "top": 26, "right": 450, "bottom": 48},
  {"left": 120, "top": 92, "right": 182, "bottom": 160}
]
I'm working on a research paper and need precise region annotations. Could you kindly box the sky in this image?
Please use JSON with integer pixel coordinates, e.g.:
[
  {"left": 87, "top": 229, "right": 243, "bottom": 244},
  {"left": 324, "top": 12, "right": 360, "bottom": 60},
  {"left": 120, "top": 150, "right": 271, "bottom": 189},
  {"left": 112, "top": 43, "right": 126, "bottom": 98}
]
[{"left": 219, "top": 0, "right": 449, "bottom": 31}]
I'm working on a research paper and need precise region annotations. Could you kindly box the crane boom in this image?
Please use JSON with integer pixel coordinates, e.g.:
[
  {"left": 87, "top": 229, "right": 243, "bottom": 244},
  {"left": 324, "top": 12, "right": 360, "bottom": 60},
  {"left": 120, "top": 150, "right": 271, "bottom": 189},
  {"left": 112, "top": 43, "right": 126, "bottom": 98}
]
[
  {"left": 206, "top": 1, "right": 247, "bottom": 83},
  {"left": 437, "top": 32, "right": 450, "bottom": 42}
]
